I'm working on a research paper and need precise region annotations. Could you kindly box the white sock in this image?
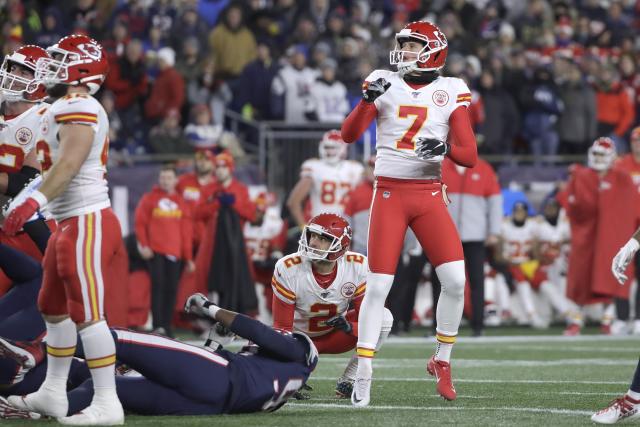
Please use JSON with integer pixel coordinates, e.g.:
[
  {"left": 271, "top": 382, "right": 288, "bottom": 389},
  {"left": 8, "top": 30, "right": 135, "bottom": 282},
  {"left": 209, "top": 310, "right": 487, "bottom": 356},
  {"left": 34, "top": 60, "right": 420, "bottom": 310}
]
[
  {"left": 434, "top": 341, "right": 454, "bottom": 363},
  {"left": 627, "top": 389, "right": 640, "bottom": 400},
  {"left": 516, "top": 281, "right": 536, "bottom": 318},
  {"left": 540, "top": 281, "right": 570, "bottom": 315},
  {"left": 434, "top": 261, "right": 465, "bottom": 335},
  {"left": 375, "top": 308, "right": 394, "bottom": 351},
  {"left": 43, "top": 318, "right": 77, "bottom": 391},
  {"left": 79, "top": 321, "right": 117, "bottom": 399},
  {"left": 341, "top": 354, "right": 358, "bottom": 381},
  {"left": 356, "top": 272, "right": 393, "bottom": 368}
]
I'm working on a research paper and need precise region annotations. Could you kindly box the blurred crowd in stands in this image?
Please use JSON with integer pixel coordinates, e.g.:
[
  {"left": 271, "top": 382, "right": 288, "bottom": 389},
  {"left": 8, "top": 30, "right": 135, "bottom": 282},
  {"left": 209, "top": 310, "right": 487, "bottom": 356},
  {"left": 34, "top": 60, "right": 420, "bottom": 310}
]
[{"left": 2, "top": 0, "right": 639, "bottom": 158}]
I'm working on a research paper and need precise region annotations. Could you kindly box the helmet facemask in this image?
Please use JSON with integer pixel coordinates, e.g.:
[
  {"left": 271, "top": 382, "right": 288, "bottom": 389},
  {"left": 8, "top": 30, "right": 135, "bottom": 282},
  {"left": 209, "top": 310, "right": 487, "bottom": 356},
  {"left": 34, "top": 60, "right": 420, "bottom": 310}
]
[
  {"left": 0, "top": 59, "right": 41, "bottom": 102},
  {"left": 298, "top": 224, "right": 344, "bottom": 261}
]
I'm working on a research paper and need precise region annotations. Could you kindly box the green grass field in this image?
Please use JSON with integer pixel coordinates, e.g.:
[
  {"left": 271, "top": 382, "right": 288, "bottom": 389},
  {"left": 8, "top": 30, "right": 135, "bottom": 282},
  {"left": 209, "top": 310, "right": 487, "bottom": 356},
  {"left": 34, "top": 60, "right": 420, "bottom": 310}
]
[{"left": 5, "top": 329, "right": 636, "bottom": 426}]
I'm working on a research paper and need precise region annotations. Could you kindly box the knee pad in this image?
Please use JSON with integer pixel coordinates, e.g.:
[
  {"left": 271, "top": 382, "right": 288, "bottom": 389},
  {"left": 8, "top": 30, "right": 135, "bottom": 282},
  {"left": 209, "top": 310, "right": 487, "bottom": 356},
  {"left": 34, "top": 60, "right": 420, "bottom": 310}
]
[
  {"left": 435, "top": 261, "right": 466, "bottom": 299},
  {"left": 381, "top": 307, "right": 394, "bottom": 332}
]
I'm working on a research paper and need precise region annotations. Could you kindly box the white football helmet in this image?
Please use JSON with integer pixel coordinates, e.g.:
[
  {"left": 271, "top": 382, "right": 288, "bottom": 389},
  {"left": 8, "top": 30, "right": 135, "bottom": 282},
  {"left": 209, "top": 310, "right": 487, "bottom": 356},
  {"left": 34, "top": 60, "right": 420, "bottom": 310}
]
[
  {"left": 318, "top": 130, "right": 347, "bottom": 165},
  {"left": 587, "top": 137, "right": 616, "bottom": 171}
]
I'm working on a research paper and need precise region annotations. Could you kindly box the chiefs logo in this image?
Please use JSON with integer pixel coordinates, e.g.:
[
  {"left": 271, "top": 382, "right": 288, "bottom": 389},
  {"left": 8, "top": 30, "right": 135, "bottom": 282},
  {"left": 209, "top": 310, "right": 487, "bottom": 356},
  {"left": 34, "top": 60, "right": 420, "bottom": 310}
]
[
  {"left": 432, "top": 90, "right": 449, "bottom": 107},
  {"left": 77, "top": 43, "right": 102, "bottom": 60},
  {"left": 340, "top": 282, "right": 356, "bottom": 298},
  {"left": 15, "top": 127, "right": 33, "bottom": 146}
]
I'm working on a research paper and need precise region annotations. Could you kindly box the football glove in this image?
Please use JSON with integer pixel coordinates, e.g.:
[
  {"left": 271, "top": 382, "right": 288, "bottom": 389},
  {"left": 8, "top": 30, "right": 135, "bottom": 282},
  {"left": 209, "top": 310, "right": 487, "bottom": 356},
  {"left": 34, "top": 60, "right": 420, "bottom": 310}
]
[
  {"left": 362, "top": 78, "right": 391, "bottom": 103},
  {"left": 415, "top": 137, "right": 449, "bottom": 160},
  {"left": 612, "top": 238, "right": 640, "bottom": 285},
  {"left": 184, "top": 293, "right": 215, "bottom": 318},
  {"left": 326, "top": 315, "right": 352, "bottom": 334}
]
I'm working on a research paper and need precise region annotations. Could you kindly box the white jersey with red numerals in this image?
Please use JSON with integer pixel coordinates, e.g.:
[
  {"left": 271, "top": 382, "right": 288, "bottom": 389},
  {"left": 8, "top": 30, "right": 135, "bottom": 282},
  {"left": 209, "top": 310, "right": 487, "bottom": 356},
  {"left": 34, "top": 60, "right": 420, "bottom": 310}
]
[
  {"left": 366, "top": 70, "right": 471, "bottom": 180},
  {"left": 244, "top": 206, "right": 285, "bottom": 262},
  {"left": 300, "top": 158, "right": 363, "bottom": 217},
  {"left": 37, "top": 93, "right": 110, "bottom": 221},
  {"left": 535, "top": 214, "right": 570, "bottom": 265},
  {"left": 0, "top": 102, "right": 48, "bottom": 173},
  {"left": 500, "top": 218, "right": 539, "bottom": 264},
  {"left": 271, "top": 251, "right": 367, "bottom": 337}
]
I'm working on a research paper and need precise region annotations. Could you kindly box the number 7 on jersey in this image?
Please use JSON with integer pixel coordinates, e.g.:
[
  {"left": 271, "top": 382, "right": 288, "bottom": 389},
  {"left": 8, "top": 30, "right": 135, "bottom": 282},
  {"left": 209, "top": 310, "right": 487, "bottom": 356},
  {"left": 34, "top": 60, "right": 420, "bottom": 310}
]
[{"left": 396, "top": 105, "right": 428, "bottom": 150}]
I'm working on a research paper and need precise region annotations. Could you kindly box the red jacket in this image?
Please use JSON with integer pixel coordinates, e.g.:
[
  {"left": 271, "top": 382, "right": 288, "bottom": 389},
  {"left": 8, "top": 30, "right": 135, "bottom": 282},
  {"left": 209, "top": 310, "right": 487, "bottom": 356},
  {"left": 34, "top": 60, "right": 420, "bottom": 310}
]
[
  {"left": 176, "top": 173, "right": 218, "bottom": 247},
  {"left": 134, "top": 187, "right": 193, "bottom": 260},
  {"left": 595, "top": 84, "right": 635, "bottom": 137},
  {"left": 104, "top": 58, "right": 148, "bottom": 110},
  {"left": 615, "top": 154, "right": 640, "bottom": 189},
  {"left": 144, "top": 67, "right": 185, "bottom": 120}
]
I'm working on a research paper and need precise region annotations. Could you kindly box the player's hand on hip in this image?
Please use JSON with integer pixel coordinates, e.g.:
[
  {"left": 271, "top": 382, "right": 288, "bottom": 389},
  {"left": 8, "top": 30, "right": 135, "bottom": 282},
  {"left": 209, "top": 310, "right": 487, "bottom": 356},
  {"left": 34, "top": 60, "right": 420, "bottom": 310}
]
[
  {"left": 415, "top": 137, "right": 450, "bottom": 160},
  {"left": 326, "top": 315, "right": 353, "bottom": 334},
  {"left": 3, "top": 197, "right": 40, "bottom": 236},
  {"left": 362, "top": 78, "right": 391, "bottom": 103},
  {"left": 612, "top": 238, "right": 640, "bottom": 285}
]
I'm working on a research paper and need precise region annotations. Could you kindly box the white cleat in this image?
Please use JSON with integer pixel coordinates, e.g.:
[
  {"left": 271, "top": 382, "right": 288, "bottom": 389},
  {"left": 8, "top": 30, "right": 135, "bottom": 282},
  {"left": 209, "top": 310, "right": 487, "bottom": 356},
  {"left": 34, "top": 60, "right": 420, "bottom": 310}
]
[
  {"left": 591, "top": 395, "right": 640, "bottom": 424},
  {"left": 0, "top": 396, "right": 41, "bottom": 420},
  {"left": 351, "top": 375, "right": 371, "bottom": 407},
  {"left": 58, "top": 399, "right": 124, "bottom": 426},
  {"left": 8, "top": 385, "right": 68, "bottom": 418}
]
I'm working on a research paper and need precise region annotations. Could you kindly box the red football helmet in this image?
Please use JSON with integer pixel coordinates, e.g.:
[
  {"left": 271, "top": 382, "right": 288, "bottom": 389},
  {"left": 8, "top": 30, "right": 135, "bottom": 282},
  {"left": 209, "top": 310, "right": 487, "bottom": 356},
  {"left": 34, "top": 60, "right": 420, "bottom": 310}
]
[
  {"left": 588, "top": 137, "right": 616, "bottom": 171},
  {"left": 0, "top": 45, "right": 49, "bottom": 102},
  {"left": 35, "top": 34, "right": 108, "bottom": 95},
  {"left": 298, "top": 213, "right": 352, "bottom": 261},
  {"left": 318, "top": 130, "right": 347, "bottom": 165},
  {"left": 390, "top": 21, "right": 448, "bottom": 74}
]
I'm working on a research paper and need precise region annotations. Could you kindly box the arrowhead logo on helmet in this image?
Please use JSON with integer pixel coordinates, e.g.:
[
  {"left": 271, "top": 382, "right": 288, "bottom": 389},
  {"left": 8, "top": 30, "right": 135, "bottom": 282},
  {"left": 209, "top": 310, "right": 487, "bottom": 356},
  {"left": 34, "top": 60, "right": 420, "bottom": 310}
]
[{"left": 390, "top": 21, "right": 448, "bottom": 76}]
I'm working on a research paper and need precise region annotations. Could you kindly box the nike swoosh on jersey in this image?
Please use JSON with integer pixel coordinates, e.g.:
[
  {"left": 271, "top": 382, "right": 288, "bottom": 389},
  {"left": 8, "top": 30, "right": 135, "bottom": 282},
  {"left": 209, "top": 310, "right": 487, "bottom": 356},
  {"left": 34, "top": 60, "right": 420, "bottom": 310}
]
[{"left": 432, "top": 191, "right": 440, "bottom": 196}]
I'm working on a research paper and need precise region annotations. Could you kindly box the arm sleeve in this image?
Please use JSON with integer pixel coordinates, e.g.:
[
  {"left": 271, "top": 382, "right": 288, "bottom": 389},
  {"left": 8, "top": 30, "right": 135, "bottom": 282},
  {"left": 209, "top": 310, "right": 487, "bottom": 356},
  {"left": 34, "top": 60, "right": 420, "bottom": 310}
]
[
  {"left": 22, "top": 217, "right": 51, "bottom": 255},
  {"left": 272, "top": 295, "right": 295, "bottom": 331},
  {"left": 134, "top": 195, "right": 151, "bottom": 248},
  {"left": 447, "top": 106, "right": 478, "bottom": 167},
  {"left": 614, "top": 91, "right": 635, "bottom": 137},
  {"left": 229, "top": 314, "right": 307, "bottom": 363},
  {"left": 271, "top": 267, "right": 296, "bottom": 305},
  {"left": 232, "top": 184, "right": 257, "bottom": 222},
  {"left": 0, "top": 243, "right": 41, "bottom": 283},
  {"left": 341, "top": 100, "right": 377, "bottom": 143}
]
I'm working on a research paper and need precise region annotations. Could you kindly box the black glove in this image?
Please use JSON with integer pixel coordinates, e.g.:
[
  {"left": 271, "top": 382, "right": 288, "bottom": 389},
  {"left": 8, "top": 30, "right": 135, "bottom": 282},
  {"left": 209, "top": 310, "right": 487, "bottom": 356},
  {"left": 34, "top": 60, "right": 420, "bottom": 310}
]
[
  {"left": 326, "top": 315, "right": 353, "bottom": 334},
  {"left": 217, "top": 193, "right": 236, "bottom": 206},
  {"left": 415, "top": 137, "right": 449, "bottom": 160},
  {"left": 362, "top": 78, "right": 391, "bottom": 103}
]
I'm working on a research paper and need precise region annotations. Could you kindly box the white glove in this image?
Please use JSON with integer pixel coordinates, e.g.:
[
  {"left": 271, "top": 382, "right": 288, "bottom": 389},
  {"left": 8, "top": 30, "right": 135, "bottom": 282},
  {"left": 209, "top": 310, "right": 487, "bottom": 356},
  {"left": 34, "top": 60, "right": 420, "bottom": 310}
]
[{"left": 612, "top": 238, "right": 640, "bottom": 285}]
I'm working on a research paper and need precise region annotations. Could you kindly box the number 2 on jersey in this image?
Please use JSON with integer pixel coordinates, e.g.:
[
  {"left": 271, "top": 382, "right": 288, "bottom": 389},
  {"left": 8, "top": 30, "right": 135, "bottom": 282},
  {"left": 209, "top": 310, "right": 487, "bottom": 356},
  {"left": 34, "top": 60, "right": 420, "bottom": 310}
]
[
  {"left": 396, "top": 105, "right": 428, "bottom": 150},
  {"left": 308, "top": 303, "right": 338, "bottom": 333}
]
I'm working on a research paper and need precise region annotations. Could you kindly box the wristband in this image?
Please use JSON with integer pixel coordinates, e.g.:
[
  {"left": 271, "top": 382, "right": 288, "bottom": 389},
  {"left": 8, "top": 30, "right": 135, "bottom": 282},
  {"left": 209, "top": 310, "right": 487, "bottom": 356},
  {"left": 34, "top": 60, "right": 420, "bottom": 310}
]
[{"left": 30, "top": 190, "right": 48, "bottom": 208}]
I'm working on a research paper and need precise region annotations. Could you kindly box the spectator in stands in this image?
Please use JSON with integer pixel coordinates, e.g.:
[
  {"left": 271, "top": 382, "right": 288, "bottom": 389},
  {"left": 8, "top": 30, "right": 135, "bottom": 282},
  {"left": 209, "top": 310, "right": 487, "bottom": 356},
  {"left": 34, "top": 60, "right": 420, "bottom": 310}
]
[
  {"left": 148, "top": 108, "right": 191, "bottom": 154},
  {"left": 208, "top": 3, "right": 257, "bottom": 81},
  {"left": 271, "top": 45, "right": 317, "bottom": 122},
  {"left": 186, "top": 57, "right": 232, "bottom": 126},
  {"left": 98, "top": 91, "right": 122, "bottom": 153},
  {"left": 307, "top": 58, "right": 349, "bottom": 123},
  {"left": 595, "top": 64, "right": 635, "bottom": 153},
  {"left": 557, "top": 60, "right": 597, "bottom": 155},
  {"left": 144, "top": 47, "right": 185, "bottom": 123},
  {"left": 147, "top": 0, "right": 178, "bottom": 41},
  {"left": 101, "top": 17, "right": 130, "bottom": 60},
  {"left": 185, "top": 104, "right": 223, "bottom": 149},
  {"left": 135, "top": 164, "right": 194, "bottom": 338},
  {"left": 520, "top": 66, "right": 564, "bottom": 163},
  {"left": 33, "top": 7, "right": 65, "bottom": 47},
  {"left": 318, "top": 11, "right": 346, "bottom": 56},
  {"left": 142, "top": 26, "right": 167, "bottom": 79},
  {"left": 476, "top": 69, "right": 520, "bottom": 156},
  {"left": 170, "top": 6, "right": 209, "bottom": 51},
  {"left": 175, "top": 36, "right": 204, "bottom": 95},
  {"left": 234, "top": 40, "right": 279, "bottom": 120}
]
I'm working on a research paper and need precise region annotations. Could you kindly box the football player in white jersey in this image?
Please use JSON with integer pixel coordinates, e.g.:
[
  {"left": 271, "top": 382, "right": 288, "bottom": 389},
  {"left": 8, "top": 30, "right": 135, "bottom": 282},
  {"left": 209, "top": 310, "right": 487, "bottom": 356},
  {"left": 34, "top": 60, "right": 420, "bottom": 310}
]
[
  {"left": 341, "top": 21, "right": 478, "bottom": 405},
  {"left": 271, "top": 213, "right": 392, "bottom": 398},
  {"left": 3, "top": 35, "right": 124, "bottom": 425},
  {"left": 286, "top": 130, "right": 364, "bottom": 228},
  {"left": 0, "top": 45, "right": 52, "bottom": 255}
]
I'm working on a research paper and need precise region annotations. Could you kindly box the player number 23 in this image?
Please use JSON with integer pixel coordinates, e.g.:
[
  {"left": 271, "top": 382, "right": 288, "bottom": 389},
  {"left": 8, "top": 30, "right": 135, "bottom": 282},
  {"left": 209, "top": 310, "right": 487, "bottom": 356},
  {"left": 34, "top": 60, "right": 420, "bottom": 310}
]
[{"left": 396, "top": 105, "right": 428, "bottom": 150}]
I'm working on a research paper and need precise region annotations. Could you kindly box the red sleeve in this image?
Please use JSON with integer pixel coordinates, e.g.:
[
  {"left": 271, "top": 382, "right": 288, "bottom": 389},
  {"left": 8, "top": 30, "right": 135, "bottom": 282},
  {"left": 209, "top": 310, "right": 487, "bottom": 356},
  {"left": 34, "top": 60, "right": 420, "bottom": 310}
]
[
  {"left": 615, "top": 91, "right": 635, "bottom": 137},
  {"left": 350, "top": 294, "right": 364, "bottom": 321},
  {"left": 272, "top": 293, "right": 295, "bottom": 331},
  {"left": 194, "top": 198, "right": 219, "bottom": 221},
  {"left": 231, "top": 183, "right": 257, "bottom": 222},
  {"left": 134, "top": 194, "right": 152, "bottom": 248},
  {"left": 447, "top": 106, "right": 478, "bottom": 168},
  {"left": 181, "top": 201, "right": 193, "bottom": 261},
  {"left": 341, "top": 100, "right": 378, "bottom": 143}
]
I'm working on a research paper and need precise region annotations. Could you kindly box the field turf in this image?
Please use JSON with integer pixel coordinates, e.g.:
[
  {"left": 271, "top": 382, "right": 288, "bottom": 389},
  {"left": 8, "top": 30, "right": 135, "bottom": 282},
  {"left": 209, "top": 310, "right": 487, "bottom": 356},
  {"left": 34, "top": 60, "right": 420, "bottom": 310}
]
[{"left": 5, "top": 328, "right": 635, "bottom": 426}]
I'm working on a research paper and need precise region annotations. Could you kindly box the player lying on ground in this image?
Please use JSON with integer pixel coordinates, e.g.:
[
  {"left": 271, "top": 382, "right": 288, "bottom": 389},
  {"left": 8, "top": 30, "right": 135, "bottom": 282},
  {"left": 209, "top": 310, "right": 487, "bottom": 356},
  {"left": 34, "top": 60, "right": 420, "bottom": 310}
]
[
  {"left": 0, "top": 295, "right": 318, "bottom": 420},
  {"left": 272, "top": 213, "right": 392, "bottom": 397}
]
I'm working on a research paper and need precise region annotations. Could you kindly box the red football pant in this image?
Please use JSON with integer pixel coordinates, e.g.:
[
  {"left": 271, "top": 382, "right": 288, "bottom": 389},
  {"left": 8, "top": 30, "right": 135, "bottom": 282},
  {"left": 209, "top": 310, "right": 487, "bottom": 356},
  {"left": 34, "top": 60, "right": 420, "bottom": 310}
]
[
  {"left": 39, "top": 208, "right": 124, "bottom": 323},
  {"left": 311, "top": 310, "right": 358, "bottom": 354},
  {"left": 368, "top": 177, "right": 464, "bottom": 274},
  {"left": 510, "top": 265, "right": 548, "bottom": 290}
]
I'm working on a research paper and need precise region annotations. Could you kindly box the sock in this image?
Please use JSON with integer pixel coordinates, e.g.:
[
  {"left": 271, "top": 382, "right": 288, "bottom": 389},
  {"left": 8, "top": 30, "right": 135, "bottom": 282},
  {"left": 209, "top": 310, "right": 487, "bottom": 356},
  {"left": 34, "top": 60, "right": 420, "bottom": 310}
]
[
  {"left": 375, "top": 308, "right": 394, "bottom": 351},
  {"left": 515, "top": 282, "right": 536, "bottom": 318},
  {"left": 43, "top": 318, "right": 77, "bottom": 390},
  {"left": 434, "top": 333, "right": 456, "bottom": 363},
  {"left": 434, "top": 261, "right": 465, "bottom": 335},
  {"left": 628, "top": 390, "right": 640, "bottom": 400},
  {"left": 78, "top": 321, "right": 117, "bottom": 399},
  {"left": 341, "top": 354, "right": 358, "bottom": 381}
]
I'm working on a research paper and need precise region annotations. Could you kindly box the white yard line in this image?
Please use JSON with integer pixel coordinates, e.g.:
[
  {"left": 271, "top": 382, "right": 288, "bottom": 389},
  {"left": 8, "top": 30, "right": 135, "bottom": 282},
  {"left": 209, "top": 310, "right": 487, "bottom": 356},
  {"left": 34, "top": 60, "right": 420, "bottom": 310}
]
[
  {"left": 318, "top": 358, "right": 636, "bottom": 368},
  {"left": 309, "top": 376, "right": 628, "bottom": 385},
  {"left": 286, "top": 402, "right": 593, "bottom": 416},
  {"left": 384, "top": 335, "right": 637, "bottom": 344}
]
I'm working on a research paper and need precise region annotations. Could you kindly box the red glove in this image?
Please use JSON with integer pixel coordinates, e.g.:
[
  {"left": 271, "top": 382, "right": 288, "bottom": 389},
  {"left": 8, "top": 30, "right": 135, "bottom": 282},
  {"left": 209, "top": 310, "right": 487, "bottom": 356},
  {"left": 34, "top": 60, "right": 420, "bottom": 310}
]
[{"left": 3, "top": 198, "right": 40, "bottom": 236}]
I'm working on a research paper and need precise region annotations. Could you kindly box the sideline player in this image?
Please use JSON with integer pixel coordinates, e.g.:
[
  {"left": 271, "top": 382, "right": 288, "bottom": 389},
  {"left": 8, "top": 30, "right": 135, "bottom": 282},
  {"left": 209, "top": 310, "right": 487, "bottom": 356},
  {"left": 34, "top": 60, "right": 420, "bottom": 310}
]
[
  {"left": 341, "top": 21, "right": 478, "bottom": 405},
  {"left": 3, "top": 35, "right": 125, "bottom": 425},
  {"left": 271, "top": 213, "right": 392, "bottom": 397},
  {"left": 0, "top": 45, "right": 52, "bottom": 258},
  {"left": 287, "top": 130, "right": 363, "bottom": 228}
]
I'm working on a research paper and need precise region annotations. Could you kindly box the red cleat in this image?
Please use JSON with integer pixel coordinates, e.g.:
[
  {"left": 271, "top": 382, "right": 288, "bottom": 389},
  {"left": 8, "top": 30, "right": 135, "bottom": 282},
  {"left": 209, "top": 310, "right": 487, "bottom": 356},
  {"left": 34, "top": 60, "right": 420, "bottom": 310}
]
[
  {"left": 563, "top": 324, "right": 581, "bottom": 336},
  {"left": 427, "top": 355, "right": 456, "bottom": 401}
]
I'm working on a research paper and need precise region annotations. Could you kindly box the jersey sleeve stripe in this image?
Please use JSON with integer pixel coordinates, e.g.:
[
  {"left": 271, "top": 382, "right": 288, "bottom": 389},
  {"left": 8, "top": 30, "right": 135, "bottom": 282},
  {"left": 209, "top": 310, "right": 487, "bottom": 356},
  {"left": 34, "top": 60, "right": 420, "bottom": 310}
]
[
  {"left": 271, "top": 278, "right": 296, "bottom": 301},
  {"left": 353, "top": 282, "right": 366, "bottom": 297},
  {"left": 456, "top": 93, "right": 471, "bottom": 98},
  {"left": 55, "top": 113, "right": 98, "bottom": 123}
]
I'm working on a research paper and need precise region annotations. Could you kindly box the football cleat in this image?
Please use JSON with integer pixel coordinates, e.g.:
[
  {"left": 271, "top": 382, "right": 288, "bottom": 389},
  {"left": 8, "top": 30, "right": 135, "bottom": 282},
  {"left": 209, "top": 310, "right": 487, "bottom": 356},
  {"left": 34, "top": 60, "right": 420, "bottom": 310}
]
[
  {"left": 427, "top": 355, "right": 457, "bottom": 401},
  {"left": 335, "top": 378, "right": 354, "bottom": 399},
  {"left": 0, "top": 396, "right": 42, "bottom": 420},
  {"left": 58, "top": 394, "right": 124, "bottom": 426},
  {"left": 8, "top": 386, "right": 69, "bottom": 418},
  {"left": 351, "top": 375, "right": 371, "bottom": 407},
  {"left": 0, "top": 337, "right": 44, "bottom": 384},
  {"left": 591, "top": 395, "right": 640, "bottom": 424},
  {"left": 563, "top": 323, "right": 581, "bottom": 336}
]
